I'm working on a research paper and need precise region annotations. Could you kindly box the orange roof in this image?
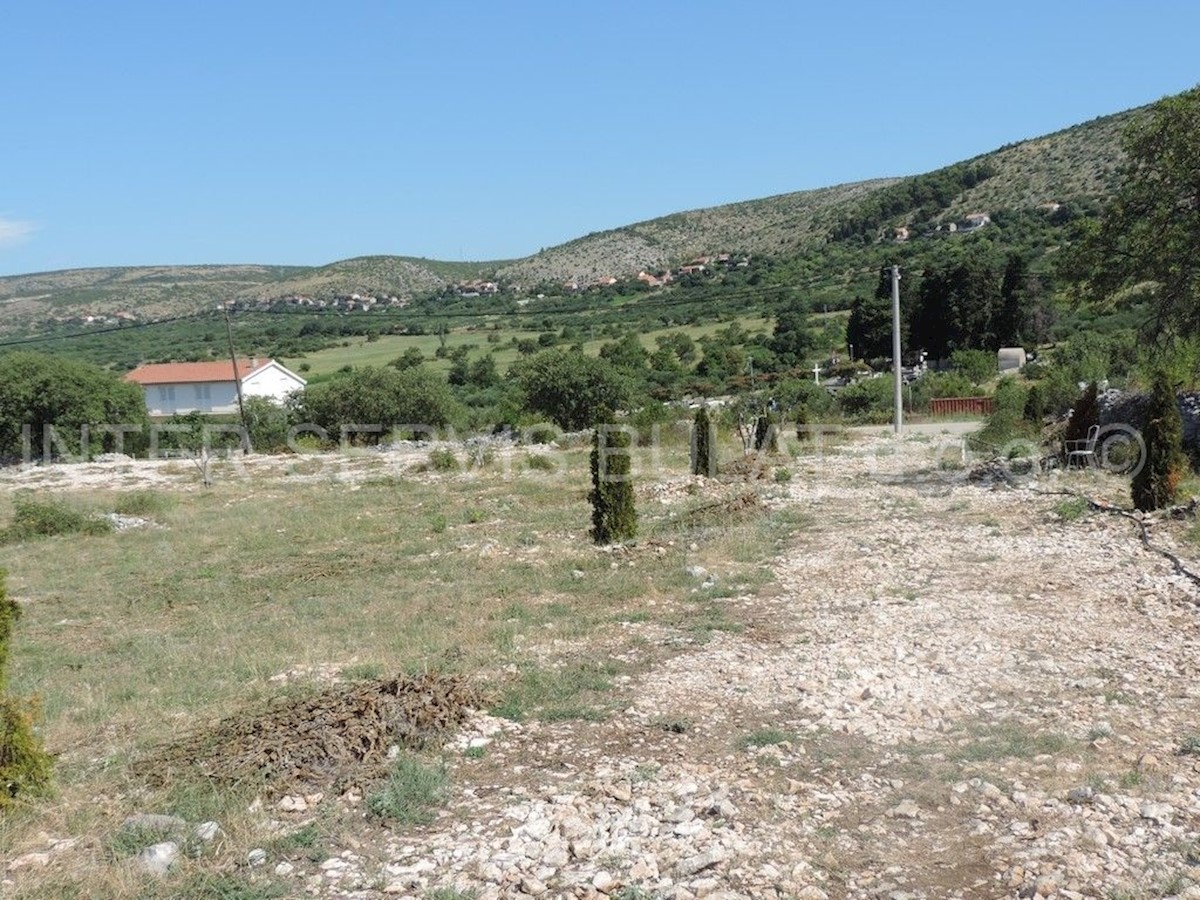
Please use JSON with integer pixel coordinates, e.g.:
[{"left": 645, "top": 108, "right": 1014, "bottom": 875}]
[{"left": 124, "top": 359, "right": 263, "bottom": 385}]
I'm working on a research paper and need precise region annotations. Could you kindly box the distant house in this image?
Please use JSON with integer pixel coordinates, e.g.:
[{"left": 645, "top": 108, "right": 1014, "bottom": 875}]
[{"left": 124, "top": 358, "right": 306, "bottom": 417}]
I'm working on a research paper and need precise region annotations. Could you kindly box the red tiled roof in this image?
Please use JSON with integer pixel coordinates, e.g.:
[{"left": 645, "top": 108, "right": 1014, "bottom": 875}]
[{"left": 124, "top": 359, "right": 263, "bottom": 385}]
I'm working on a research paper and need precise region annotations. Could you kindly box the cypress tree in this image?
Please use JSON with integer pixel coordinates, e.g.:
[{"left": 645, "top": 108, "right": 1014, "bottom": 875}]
[
  {"left": 1131, "top": 372, "right": 1186, "bottom": 511},
  {"left": 0, "top": 569, "right": 53, "bottom": 806},
  {"left": 794, "top": 404, "right": 812, "bottom": 441},
  {"left": 690, "top": 407, "right": 716, "bottom": 477},
  {"left": 1023, "top": 384, "right": 1045, "bottom": 425},
  {"left": 753, "top": 413, "right": 779, "bottom": 453},
  {"left": 589, "top": 426, "right": 637, "bottom": 543}
]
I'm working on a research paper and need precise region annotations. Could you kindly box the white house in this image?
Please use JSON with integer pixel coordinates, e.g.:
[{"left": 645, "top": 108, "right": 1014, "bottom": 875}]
[{"left": 125, "top": 358, "right": 306, "bottom": 417}]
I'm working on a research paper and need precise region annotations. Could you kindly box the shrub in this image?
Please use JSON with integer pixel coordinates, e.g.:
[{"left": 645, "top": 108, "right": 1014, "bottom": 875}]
[
  {"left": 1023, "top": 384, "right": 1045, "bottom": 424},
  {"left": 1132, "top": 372, "right": 1187, "bottom": 511},
  {"left": 690, "top": 407, "right": 716, "bottom": 477},
  {"left": 2, "top": 498, "right": 112, "bottom": 544},
  {"left": 0, "top": 570, "right": 53, "bottom": 807},
  {"left": 427, "top": 448, "right": 460, "bottom": 472},
  {"left": 835, "top": 376, "right": 895, "bottom": 422},
  {"left": 525, "top": 453, "right": 556, "bottom": 472},
  {"left": 794, "top": 404, "right": 811, "bottom": 441},
  {"left": 242, "top": 396, "right": 293, "bottom": 453},
  {"left": 949, "top": 349, "right": 996, "bottom": 385},
  {"left": 589, "top": 425, "right": 637, "bottom": 544}
]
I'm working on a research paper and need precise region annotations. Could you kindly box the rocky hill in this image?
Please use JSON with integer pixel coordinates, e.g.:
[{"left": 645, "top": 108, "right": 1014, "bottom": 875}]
[{"left": 0, "top": 102, "right": 1145, "bottom": 334}]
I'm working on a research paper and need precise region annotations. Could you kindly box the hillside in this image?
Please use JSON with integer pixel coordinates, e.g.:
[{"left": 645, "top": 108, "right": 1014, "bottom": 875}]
[
  {"left": 493, "top": 179, "right": 897, "bottom": 286},
  {"left": 0, "top": 101, "right": 1145, "bottom": 335}
]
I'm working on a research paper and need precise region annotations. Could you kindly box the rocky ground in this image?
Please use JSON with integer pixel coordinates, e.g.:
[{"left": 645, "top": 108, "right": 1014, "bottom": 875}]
[
  {"left": 10, "top": 433, "right": 1200, "bottom": 899},
  {"left": 225, "top": 435, "right": 1200, "bottom": 900}
]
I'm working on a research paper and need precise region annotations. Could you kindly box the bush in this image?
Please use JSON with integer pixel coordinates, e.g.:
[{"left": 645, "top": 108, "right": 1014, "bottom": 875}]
[
  {"left": 427, "top": 448, "right": 460, "bottom": 472},
  {"left": 2, "top": 498, "right": 112, "bottom": 544},
  {"left": 525, "top": 453, "right": 556, "bottom": 472},
  {"left": 589, "top": 426, "right": 637, "bottom": 544},
  {"left": 971, "top": 378, "right": 1033, "bottom": 453},
  {"left": 690, "top": 407, "right": 716, "bottom": 477},
  {"left": 243, "top": 396, "right": 294, "bottom": 453},
  {"left": 1023, "top": 384, "right": 1045, "bottom": 424},
  {"left": 0, "top": 570, "right": 53, "bottom": 807},
  {"left": 949, "top": 349, "right": 996, "bottom": 386},
  {"left": 794, "top": 405, "right": 811, "bottom": 441},
  {"left": 1132, "top": 372, "right": 1187, "bottom": 511},
  {"left": 836, "top": 376, "right": 895, "bottom": 423}
]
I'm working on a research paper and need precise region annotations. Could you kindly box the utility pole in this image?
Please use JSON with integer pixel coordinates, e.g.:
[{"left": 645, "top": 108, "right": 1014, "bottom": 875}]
[
  {"left": 891, "top": 265, "right": 903, "bottom": 436},
  {"left": 223, "top": 303, "right": 252, "bottom": 454}
]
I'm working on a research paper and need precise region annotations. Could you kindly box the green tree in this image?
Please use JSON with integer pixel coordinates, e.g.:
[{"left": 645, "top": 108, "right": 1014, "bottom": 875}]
[
  {"left": 1068, "top": 86, "right": 1200, "bottom": 340},
  {"left": 846, "top": 293, "right": 896, "bottom": 361},
  {"left": 768, "top": 300, "right": 813, "bottom": 369},
  {"left": 0, "top": 352, "right": 148, "bottom": 460},
  {"left": 1132, "top": 372, "right": 1187, "bottom": 511},
  {"left": 390, "top": 347, "right": 425, "bottom": 370},
  {"left": 509, "top": 350, "right": 629, "bottom": 431},
  {"left": 298, "top": 366, "right": 461, "bottom": 441},
  {"left": 911, "top": 252, "right": 1002, "bottom": 357},
  {"left": 996, "top": 253, "right": 1032, "bottom": 347},
  {"left": 589, "top": 425, "right": 637, "bottom": 543},
  {"left": 599, "top": 333, "right": 649, "bottom": 373}
]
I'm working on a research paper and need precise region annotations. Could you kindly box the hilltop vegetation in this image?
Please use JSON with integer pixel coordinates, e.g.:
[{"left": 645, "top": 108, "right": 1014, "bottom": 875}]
[{"left": 0, "top": 100, "right": 1145, "bottom": 344}]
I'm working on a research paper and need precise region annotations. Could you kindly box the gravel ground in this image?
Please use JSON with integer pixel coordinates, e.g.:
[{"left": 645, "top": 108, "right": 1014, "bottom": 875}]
[
  {"left": 291, "top": 435, "right": 1200, "bottom": 900},
  {"left": 13, "top": 433, "right": 1200, "bottom": 899}
]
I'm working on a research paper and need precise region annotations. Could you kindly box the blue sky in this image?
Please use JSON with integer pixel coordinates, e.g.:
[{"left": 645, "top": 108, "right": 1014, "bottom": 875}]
[{"left": 2, "top": 1, "right": 1197, "bottom": 276}]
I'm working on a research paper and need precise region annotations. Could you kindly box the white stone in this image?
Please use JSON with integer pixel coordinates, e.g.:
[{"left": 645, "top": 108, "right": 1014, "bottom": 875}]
[{"left": 137, "top": 842, "right": 179, "bottom": 876}]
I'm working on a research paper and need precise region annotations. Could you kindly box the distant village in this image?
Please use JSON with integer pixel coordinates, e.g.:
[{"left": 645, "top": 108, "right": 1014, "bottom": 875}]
[{"left": 44, "top": 206, "right": 1018, "bottom": 331}]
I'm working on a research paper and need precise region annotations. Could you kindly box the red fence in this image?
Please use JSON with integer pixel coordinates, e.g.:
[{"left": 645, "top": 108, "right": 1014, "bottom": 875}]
[{"left": 930, "top": 396, "right": 995, "bottom": 417}]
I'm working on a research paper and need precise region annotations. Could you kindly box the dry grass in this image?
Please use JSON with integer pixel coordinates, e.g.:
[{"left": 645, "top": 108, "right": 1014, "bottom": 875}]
[{"left": 0, "top": 441, "right": 803, "bottom": 896}]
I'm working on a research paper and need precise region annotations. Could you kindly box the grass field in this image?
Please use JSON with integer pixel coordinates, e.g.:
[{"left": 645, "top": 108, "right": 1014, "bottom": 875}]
[
  {"left": 0, "top": 437, "right": 805, "bottom": 898},
  {"left": 285, "top": 316, "right": 773, "bottom": 378}
]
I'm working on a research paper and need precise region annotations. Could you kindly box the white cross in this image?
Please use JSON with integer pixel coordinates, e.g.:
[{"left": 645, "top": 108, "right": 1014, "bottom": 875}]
[{"left": 812, "top": 363, "right": 824, "bottom": 385}]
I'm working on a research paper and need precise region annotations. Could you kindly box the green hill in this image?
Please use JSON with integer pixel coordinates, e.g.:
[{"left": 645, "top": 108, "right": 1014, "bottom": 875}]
[{"left": 0, "top": 100, "right": 1147, "bottom": 335}]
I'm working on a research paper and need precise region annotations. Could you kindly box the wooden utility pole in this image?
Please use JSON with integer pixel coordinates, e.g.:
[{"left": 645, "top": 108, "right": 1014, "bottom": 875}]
[
  {"left": 223, "top": 304, "right": 252, "bottom": 454},
  {"left": 891, "top": 265, "right": 903, "bottom": 436}
]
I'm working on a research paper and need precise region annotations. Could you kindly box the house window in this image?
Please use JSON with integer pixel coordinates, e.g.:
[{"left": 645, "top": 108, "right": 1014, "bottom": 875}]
[
  {"left": 193, "top": 384, "right": 211, "bottom": 402},
  {"left": 157, "top": 386, "right": 176, "bottom": 403}
]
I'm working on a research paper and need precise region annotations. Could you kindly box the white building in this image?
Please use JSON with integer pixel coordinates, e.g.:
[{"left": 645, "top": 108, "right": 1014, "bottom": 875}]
[{"left": 124, "top": 358, "right": 306, "bottom": 417}]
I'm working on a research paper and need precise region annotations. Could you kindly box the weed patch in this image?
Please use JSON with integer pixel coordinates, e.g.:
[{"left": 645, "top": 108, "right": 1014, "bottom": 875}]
[
  {"left": 367, "top": 753, "right": 448, "bottom": 825},
  {"left": 2, "top": 498, "right": 112, "bottom": 544},
  {"left": 1053, "top": 497, "right": 1089, "bottom": 522},
  {"left": 491, "top": 661, "right": 622, "bottom": 722}
]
